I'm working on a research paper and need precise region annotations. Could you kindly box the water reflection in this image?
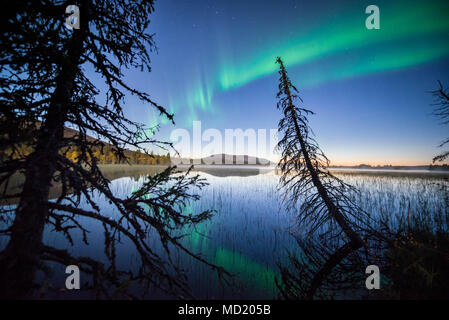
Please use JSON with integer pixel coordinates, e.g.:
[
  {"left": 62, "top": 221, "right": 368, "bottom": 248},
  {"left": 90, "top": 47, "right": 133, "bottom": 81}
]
[{"left": 1, "top": 166, "right": 448, "bottom": 298}]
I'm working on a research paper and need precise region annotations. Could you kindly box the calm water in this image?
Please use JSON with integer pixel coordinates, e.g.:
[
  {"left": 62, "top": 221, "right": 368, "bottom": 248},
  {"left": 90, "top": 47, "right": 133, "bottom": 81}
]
[{"left": 1, "top": 167, "right": 448, "bottom": 299}]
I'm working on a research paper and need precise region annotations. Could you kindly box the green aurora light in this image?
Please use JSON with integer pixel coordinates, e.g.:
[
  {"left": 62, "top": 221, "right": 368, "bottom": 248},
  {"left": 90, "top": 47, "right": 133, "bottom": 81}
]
[
  {"left": 168, "top": 0, "right": 449, "bottom": 120},
  {"left": 217, "top": 1, "right": 449, "bottom": 90}
]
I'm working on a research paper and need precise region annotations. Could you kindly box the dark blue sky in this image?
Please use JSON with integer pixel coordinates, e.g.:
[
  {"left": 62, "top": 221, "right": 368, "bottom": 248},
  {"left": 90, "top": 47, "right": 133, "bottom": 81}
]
[{"left": 120, "top": 0, "right": 449, "bottom": 165}]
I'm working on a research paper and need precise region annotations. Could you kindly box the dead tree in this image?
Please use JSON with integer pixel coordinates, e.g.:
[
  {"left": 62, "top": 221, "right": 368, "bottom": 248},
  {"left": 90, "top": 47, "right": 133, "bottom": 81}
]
[
  {"left": 275, "top": 57, "right": 366, "bottom": 299},
  {"left": 430, "top": 81, "right": 449, "bottom": 163}
]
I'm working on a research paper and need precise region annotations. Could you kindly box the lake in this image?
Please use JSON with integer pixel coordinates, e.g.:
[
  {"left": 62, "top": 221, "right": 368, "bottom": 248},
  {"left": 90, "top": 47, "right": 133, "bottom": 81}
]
[{"left": 1, "top": 166, "right": 448, "bottom": 299}]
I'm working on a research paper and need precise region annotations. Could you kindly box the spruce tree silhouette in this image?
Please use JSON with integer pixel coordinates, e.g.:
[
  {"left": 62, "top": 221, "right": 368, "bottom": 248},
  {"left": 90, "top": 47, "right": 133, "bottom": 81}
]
[
  {"left": 430, "top": 81, "right": 449, "bottom": 163},
  {"left": 274, "top": 57, "right": 366, "bottom": 299},
  {"left": 0, "top": 0, "right": 227, "bottom": 299}
]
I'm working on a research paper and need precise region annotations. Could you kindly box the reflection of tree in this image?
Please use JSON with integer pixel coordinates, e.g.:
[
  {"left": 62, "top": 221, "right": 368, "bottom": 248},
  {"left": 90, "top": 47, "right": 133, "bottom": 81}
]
[
  {"left": 0, "top": 0, "right": 226, "bottom": 299},
  {"left": 277, "top": 237, "right": 368, "bottom": 299}
]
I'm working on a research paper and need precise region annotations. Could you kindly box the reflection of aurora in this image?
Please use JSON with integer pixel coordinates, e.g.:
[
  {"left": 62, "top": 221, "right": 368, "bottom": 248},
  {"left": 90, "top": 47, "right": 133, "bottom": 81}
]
[
  {"left": 166, "top": 0, "right": 449, "bottom": 125},
  {"left": 179, "top": 203, "right": 280, "bottom": 298},
  {"left": 184, "top": 217, "right": 280, "bottom": 297},
  {"left": 44, "top": 166, "right": 448, "bottom": 298},
  {"left": 129, "top": 172, "right": 282, "bottom": 298}
]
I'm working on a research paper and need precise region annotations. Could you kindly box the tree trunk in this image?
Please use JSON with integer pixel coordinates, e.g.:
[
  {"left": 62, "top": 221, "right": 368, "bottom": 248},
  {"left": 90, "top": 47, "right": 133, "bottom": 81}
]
[
  {"left": 305, "top": 241, "right": 355, "bottom": 299},
  {"left": 277, "top": 59, "right": 364, "bottom": 300},
  {"left": 0, "top": 7, "right": 89, "bottom": 298},
  {"left": 278, "top": 59, "right": 364, "bottom": 249}
]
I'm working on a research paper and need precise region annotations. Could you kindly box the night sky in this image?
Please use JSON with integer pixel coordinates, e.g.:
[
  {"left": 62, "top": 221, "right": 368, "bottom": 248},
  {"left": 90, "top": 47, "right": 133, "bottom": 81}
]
[{"left": 119, "top": 0, "right": 449, "bottom": 165}]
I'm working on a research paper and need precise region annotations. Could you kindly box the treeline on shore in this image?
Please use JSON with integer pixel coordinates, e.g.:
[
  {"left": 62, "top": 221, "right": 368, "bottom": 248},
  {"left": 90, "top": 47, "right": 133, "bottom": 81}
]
[
  {"left": 2, "top": 144, "right": 171, "bottom": 166},
  {"left": 330, "top": 164, "right": 449, "bottom": 171},
  {"left": 65, "top": 145, "right": 171, "bottom": 165}
]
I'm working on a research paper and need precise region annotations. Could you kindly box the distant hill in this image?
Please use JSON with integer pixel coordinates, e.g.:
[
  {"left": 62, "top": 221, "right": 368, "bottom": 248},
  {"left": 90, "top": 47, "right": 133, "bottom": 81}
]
[
  {"left": 63, "top": 126, "right": 96, "bottom": 141},
  {"left": 172, "top": 154, "right": 273, "bottom": 166}
]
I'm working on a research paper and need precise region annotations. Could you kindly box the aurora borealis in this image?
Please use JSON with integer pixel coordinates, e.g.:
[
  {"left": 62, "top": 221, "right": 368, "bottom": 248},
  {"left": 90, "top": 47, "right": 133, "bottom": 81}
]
[
  {"left": 216, "top": 1, "right": 449, "bottom": 90},
  {"left": 126, "top": 0, "right": 449, "bottom": 165}
]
